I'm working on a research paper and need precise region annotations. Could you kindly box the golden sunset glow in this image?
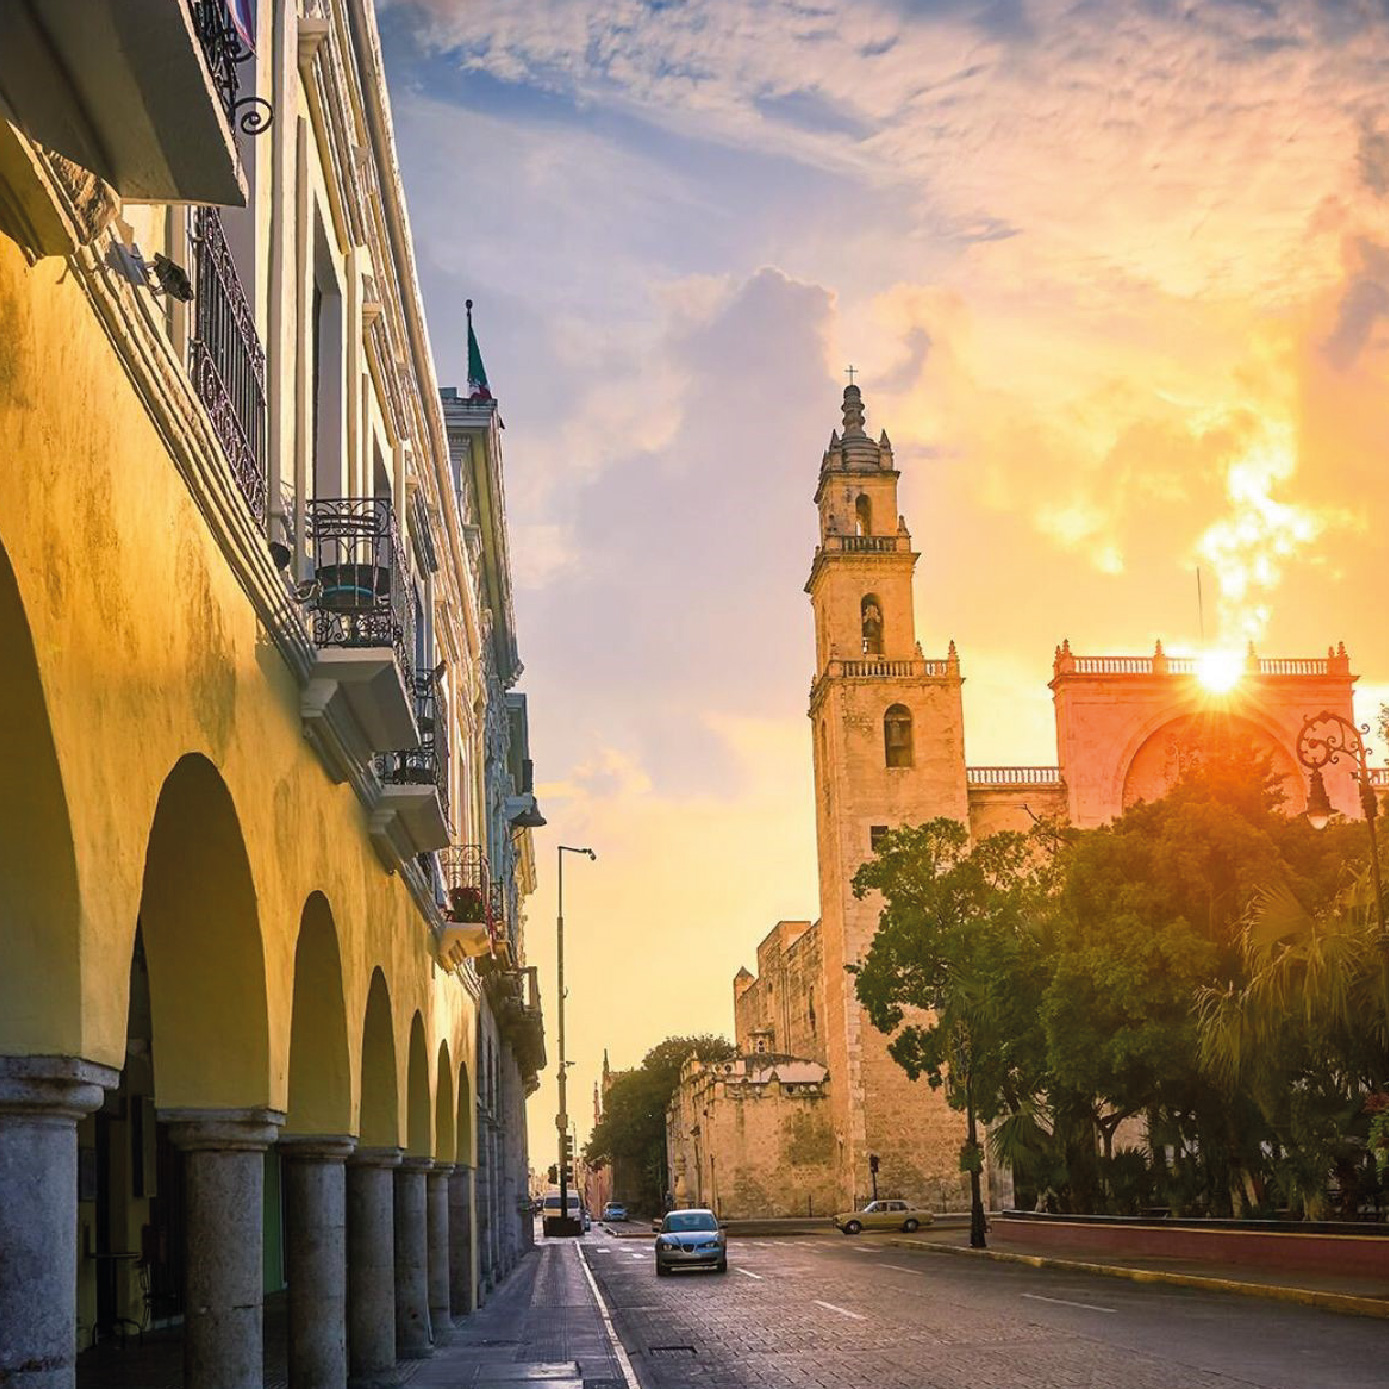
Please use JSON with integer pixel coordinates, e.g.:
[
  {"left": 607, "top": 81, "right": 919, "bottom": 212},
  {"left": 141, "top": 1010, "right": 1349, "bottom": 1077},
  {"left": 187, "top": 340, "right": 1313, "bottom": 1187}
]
[
  {"left": 1197, "top": 650, "right": 1244, "bottom": 695},
  {"left": 375, "top": 1, "right": 1389, "bottom": 1148}
]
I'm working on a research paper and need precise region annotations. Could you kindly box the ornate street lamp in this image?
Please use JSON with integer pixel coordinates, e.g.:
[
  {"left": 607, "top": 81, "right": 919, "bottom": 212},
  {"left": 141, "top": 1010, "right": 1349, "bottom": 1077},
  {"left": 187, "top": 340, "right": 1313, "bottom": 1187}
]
[{"left": 1295, "top": 711, "right": 1385, "bottom": 933}]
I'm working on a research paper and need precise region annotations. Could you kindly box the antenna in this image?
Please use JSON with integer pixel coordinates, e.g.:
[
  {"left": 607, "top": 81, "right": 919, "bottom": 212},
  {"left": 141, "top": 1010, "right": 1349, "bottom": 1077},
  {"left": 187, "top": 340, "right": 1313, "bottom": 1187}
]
[{"left": 1196, "top": 567, "right": 1206, "bottom": 646}]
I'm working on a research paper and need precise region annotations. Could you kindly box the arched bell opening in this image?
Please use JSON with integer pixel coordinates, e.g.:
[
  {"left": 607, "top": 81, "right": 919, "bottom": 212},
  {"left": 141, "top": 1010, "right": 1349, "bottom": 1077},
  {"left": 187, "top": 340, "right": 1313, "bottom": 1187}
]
[
  {"left": 861, "top": 594, "right": 884, "bottom": 656},
  {"left": 884, "top": 703, "right": 914, "bottom": 769}
]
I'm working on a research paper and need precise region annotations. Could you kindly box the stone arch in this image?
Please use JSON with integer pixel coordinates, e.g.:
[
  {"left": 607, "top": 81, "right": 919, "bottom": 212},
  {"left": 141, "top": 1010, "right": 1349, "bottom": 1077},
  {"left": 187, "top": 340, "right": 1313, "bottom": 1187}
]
[
  {"left": 0, "top": 537, "right": 82, "bottom": 1053},
  {"left": 1118, "top": 709, "right": 1302, "bottom": 812},
  {"left": 285, "top": 892, "right": 352, "bottom": 1135},
  {"left": 359, "top": 968, "right": 398, "bottom": 1147},
  {"left": 456, "top": 1061, "right": 474, "bottom": 1167},
  {"left": 854, "top": 493, "right": 872, "bottom": 536},
  {"left": 138, "top": 753, "right": 270, "bottom": 1108},
  {"left": 435, "top": 1041, "right": 456, "bottom": 1164},
  {"left": 405, "top": 1012, "right": 431, "bottom": 1158}
]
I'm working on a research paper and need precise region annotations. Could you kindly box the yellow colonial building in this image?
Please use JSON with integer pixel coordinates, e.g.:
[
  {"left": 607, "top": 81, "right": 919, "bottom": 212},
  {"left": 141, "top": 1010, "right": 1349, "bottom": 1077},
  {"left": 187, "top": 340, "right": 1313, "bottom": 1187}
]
[{"left": 0, "top": 4, "right": 545, "bottom": 1387}]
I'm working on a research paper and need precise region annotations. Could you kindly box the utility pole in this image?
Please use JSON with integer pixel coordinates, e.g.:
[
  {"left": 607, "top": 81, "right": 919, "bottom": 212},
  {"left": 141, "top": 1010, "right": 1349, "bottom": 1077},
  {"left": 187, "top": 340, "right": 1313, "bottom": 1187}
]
[{"left": 553, "top": 844, "right": 595, "bottom": 1236}]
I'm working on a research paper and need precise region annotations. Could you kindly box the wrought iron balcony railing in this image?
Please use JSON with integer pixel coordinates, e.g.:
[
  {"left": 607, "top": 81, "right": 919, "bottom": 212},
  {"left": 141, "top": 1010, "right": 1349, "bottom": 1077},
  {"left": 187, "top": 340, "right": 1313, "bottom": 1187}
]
[
  {"left": 440, "top": 845, "right": 491, "bottom": 926},
  {"left": 305, "top": 497, "right": 416, "bottom": 688},
  {"left": 375, "top": 673, "right": 450, "bottom": 813},
  {"left": 186, "top": 0, "right": 274, "bottom": 136},
  {"left": 189, "top": 206, "right": 267, "bottom": 524}
]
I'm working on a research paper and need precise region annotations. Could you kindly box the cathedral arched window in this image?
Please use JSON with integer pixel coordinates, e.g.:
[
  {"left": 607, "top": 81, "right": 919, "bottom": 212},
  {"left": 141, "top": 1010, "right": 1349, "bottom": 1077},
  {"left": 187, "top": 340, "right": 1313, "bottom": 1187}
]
[
  {"left": 884, "top": 703, "right": 913, "bottom": 768},
  {"left": 861, "top": 594, "right": 884, "bottom": 655},
  {"left": 855, "top": 494, "right": 872, "bottom": 536}
]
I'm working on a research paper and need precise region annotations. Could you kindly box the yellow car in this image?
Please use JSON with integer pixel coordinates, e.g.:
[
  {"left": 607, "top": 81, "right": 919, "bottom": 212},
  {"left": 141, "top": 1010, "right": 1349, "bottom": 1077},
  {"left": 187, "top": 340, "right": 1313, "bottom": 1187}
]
[{"left": 834, "top": 1199, "right": 933, "bottom": 1234}]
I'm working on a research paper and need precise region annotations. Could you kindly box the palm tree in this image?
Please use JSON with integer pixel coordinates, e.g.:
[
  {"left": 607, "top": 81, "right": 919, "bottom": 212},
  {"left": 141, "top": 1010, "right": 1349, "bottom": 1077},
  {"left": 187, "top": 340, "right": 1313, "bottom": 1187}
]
[{"left": 1197, "top": 872, "right": 1389, "bottom": 1217}]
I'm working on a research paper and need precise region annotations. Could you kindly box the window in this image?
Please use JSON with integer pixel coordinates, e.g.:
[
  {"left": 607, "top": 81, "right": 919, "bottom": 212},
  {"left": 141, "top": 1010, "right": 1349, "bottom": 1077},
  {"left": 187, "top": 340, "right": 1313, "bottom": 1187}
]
[
  {"left": 855, "top": 494, "right": 872, "bottom": 536},
  {"left": 884, "top": 704, "right": 913, "bottom": 768},
  {"left": 861, "top": 594, "right": 884, "bottom": 655},
  {"left": 870, "top": 826, "right": 888, "bottom": 852}
]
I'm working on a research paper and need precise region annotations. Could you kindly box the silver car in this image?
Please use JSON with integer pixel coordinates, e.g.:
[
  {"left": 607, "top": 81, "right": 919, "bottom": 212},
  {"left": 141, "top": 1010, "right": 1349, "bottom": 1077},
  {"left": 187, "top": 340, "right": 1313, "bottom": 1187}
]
[{"left": 654, "top": 1208, "right": 727, "bottom": 1275}]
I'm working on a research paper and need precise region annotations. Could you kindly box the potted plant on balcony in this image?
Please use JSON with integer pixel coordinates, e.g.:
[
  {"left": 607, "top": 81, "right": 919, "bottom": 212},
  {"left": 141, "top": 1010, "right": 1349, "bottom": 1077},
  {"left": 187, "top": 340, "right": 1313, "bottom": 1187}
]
[{"left": 448, "top": 883, "right": 485, "bottom": 923}]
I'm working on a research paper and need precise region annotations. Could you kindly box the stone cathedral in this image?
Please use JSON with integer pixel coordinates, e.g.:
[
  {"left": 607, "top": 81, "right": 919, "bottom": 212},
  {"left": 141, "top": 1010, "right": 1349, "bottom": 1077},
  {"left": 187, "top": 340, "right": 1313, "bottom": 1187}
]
[{"left": 666, "top": 383, "right": 1366, "bottom": 1218}]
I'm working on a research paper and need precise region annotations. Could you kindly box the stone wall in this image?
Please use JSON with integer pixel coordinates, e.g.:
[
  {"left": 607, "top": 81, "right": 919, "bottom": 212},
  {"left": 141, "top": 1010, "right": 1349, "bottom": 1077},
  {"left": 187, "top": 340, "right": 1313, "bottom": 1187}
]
[
  {"left": 733, "top": 920, "right": 826, "bottom": 1064},
  {"left": 667, "top": 1055, "right": 837, "bottom": 1219}
]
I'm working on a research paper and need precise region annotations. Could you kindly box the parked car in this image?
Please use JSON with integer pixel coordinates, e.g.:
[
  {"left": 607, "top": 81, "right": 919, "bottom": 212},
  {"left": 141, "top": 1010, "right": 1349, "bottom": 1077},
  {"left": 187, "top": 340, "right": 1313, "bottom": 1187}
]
[
  {"left": 833, "top": 1199, "right": 934, "bottom": 1234},
  {"left": 602, "top": 1202, "right": 628, "bottom": 1222},
  {"left": 654, "top": 1208, "right": 727, "bottom": 1275}
]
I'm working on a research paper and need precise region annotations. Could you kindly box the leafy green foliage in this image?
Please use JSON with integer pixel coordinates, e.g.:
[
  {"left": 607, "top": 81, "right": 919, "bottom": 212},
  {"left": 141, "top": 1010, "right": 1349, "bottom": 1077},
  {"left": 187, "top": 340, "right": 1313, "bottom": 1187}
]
[
  {"left": 583, "top": 1034, "right": 735, "bottom": 1214},
  {"left": 850, "top": 728, "right": 1376, "bottom": 1220}
]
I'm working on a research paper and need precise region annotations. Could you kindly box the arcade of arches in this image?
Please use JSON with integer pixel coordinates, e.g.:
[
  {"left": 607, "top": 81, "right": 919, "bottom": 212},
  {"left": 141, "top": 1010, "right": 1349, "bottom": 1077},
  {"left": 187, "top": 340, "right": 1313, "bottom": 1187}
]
[{"left": 0, "top": 279, "right": 532, "bottom": 1385}]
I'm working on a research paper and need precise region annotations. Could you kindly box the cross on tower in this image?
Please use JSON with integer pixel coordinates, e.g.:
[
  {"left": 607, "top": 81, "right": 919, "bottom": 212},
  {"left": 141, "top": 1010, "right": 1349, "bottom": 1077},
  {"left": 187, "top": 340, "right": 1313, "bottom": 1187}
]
[{"left": 845, "top": 364, "right": 857, "bottom": 386}]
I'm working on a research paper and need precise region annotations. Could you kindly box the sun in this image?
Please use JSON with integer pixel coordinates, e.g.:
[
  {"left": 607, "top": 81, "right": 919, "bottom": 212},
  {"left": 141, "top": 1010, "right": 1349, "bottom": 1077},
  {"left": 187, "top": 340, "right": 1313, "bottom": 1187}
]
[{"left": 1197, "top": 649, "right": 1243, "bottom": 694}]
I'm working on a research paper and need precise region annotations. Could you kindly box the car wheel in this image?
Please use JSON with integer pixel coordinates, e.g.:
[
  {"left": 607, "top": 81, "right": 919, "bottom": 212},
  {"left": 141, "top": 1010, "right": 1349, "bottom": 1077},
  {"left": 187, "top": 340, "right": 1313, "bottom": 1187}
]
[
  {"left": 903, "top": 1219, "right": 919, "bottom": 1233},
  {"left": 844, "top": 1220, "right": 862, "bottom": 1235}
]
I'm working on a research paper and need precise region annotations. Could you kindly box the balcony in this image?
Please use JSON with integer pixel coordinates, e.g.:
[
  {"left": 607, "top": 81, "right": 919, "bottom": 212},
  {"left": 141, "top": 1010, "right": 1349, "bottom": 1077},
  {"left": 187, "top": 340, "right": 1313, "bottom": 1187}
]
[
  {"left": 189, "top": 206, "right": 266, "bottom": 525},
  {"left": 302, "top": 497, "right": 419, "bottom": 758},
  {"left": 371, "top": 674, "right": 451, "bottom": 859},
  {"left": 435, "top": 845, "right": 496, "bottom": 967},
  {"left": 0, "top": 0, "right": 260, "bottom": 206}
]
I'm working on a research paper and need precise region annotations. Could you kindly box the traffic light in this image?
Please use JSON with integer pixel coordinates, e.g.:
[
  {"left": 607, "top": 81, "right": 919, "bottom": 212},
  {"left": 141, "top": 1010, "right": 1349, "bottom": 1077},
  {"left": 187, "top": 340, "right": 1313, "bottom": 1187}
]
[
  {"left": 560, "top": 1133, "right": 574, "bottom": 1186},
  {"left": 869, "top": 1153, "right": 880, "bottom": 1174},
  {"left": 547, "top": 1164, "right": 558, "bottom": 1184}
]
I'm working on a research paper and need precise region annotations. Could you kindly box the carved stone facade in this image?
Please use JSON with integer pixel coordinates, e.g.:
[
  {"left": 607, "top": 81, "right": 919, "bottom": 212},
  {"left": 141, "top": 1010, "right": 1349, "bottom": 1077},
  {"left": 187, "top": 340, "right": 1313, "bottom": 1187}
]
[{"left": 675, "top": 383, "right": 1366, "bottom": 1219}]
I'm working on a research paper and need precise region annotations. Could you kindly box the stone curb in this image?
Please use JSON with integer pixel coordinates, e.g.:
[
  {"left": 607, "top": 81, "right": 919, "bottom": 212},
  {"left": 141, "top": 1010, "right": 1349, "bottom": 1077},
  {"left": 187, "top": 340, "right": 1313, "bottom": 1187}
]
[{"left": 883, "top": 1237, "right": 1389, "bottom": 1321}]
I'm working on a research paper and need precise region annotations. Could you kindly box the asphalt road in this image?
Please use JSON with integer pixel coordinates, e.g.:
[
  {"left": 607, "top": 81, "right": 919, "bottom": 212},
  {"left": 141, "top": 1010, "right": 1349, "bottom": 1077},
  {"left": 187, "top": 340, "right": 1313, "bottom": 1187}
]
[{"left": 580, "top": 1228, "right": 1389, "bottom": 1389}]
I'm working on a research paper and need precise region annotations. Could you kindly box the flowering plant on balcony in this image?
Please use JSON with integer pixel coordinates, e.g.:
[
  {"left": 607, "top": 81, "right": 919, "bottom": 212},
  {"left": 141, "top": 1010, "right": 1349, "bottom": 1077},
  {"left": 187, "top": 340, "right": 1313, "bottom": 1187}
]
[{"left": 448, "top": 884, "right": 486, "bottom": 923}]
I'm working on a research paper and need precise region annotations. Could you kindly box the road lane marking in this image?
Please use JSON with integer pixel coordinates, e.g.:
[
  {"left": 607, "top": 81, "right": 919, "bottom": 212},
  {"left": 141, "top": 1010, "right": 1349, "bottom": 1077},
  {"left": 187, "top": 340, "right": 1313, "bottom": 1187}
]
[
  {"left": 1022, "top": 1292, "right": 1116, "bottom": 1314},
  {"left": 814, "top": 1299, "right": 868, "bottom": 1321},
  {"left": 850, "top": 1245, "right": 876, "bottom": 1253},
  {"left": 576, "top": 1247, "right": 643, "bottom": 1389},
  {"left": 736, "top": 1268, "right": 763, "bottom": 1280},
  {"left": 883, "top": 1264, "right": 921, "bottom": 1274}
]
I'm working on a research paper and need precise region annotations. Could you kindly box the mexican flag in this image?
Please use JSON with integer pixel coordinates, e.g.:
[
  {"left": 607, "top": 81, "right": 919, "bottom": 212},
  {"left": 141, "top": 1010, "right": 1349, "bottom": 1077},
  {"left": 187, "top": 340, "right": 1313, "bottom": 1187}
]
[{"left": 466, "top": 299, "right": 491, "bottom": 401}]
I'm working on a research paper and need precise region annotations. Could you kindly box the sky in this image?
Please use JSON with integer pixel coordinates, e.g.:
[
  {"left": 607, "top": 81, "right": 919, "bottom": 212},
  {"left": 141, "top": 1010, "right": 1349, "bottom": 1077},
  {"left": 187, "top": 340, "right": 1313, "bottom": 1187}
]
[{"left": 374, "top": 0, "right": 1389, "bottom": 1155}]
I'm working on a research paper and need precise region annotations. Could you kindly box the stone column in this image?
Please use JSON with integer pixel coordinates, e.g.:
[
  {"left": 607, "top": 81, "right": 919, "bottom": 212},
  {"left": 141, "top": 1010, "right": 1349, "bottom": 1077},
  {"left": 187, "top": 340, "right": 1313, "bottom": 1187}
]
[
  {"left": 163, "top": 1107, "right": 285, "bottom": 1389},
  {"left": 447, "top": 1165, "right": 474, "bottom": 1318},
  {"left": 474, "top": 1134, "right": 492, "bottom": 1298},
  {"left": 393, "top": 1157, "right": 433, "bottom": 1359},
  {"left": 426, "top": 1164, "right": 453, "bottom": 1344},
  {"left": 0, "top": 1056, "right": 115, "bottom": 1389},
  {"left": 346, "top": 1147, "right": 399, "bottom": 1389},
  {"left": 281, "top": 1135, "right": 354, "bottom": 1389}
]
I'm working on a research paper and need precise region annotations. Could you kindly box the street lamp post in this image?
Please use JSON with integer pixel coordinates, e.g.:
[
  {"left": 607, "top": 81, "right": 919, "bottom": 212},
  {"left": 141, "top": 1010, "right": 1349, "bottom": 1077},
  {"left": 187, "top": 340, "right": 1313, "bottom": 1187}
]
[
  {"left": 1295, "top": 711, "right": 1385, "bottom": 933},
  {"left": 554, "top": 844, "right": 596, "bottom": 1237}
]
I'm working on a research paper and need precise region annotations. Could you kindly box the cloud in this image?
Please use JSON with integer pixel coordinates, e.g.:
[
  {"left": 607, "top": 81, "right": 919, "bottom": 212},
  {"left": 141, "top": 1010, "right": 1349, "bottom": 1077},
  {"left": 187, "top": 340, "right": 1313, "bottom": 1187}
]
[{"left": 376, "top": 1, "right": 1389, "bottom": 1143}]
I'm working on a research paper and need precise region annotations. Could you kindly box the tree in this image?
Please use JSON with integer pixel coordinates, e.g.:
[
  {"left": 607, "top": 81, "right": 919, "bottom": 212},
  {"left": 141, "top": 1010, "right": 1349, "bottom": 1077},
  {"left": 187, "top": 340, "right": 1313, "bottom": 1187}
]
[
  {"left": 1048, "top": 736, "right": 1367, "bottom": 1215},
  {"left": 851, "top": 820, "right": 1054, "bottom": 1246},
  {"left": 1199, "top": 871, "right": 1389, "bottom": 1217},
  {"left": 583, "top": 1034, "right": 735, "bottom": 1213}
]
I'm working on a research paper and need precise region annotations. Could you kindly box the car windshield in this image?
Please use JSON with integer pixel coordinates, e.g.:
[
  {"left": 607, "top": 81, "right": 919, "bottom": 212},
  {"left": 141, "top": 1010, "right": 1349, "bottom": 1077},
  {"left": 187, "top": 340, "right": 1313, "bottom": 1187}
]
[{"left": 663, "top": 1212, "right": 718, "bottom": 1233}]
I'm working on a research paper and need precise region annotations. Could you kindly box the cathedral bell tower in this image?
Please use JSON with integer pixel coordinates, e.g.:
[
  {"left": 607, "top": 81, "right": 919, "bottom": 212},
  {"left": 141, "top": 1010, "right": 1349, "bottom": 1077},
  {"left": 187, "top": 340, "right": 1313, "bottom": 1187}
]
[{"left": 807, "top": 381, "right": 970, "bottom": 1210}]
